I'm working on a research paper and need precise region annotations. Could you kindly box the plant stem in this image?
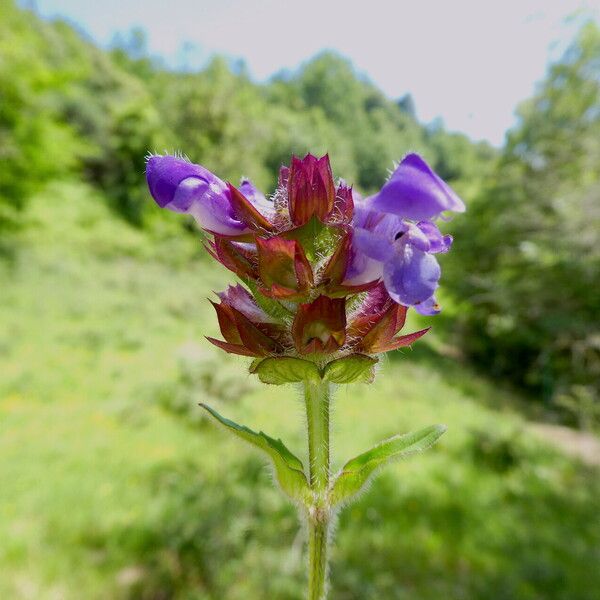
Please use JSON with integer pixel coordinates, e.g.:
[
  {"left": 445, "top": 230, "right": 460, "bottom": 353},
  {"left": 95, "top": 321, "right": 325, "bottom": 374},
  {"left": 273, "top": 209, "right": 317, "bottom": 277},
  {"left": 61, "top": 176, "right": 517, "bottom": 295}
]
[{"left": 304, "top": 380, "right": 331, "bottom": 600}]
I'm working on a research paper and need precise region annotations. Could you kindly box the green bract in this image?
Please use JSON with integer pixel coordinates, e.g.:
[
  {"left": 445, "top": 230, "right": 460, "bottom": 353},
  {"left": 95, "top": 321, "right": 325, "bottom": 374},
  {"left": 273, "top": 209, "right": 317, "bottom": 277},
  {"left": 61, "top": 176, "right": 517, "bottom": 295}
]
[
  {"left": 250, "top": 356, "right": 321, "bottom": 385},
  {"left": 322, "top": 354, "right": 377, "bottom": 384},
  {"left": 250, "top": 354, "right": 378, "bottom": 385}
]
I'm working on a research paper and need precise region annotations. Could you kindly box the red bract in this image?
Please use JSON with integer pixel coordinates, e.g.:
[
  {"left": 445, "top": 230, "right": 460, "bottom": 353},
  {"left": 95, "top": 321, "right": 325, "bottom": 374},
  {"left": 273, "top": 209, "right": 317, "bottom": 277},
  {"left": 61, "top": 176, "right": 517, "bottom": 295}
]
[
  {"left": 292, "top": 295, "right": 347, "bottom": 355},
  {"left": 349, "top": 285, "right": 429, "bottom": 353},
  {"left": 288, "top": 154, "right": 335, "bottom": 226},
  {"left": 257, "top": 236, "right": 313, "bottom": 300},
  {"left": 207, "top": 297, "right": 283, "bottom": 357},
  {"left": 228, "top": 183, "right": 275, "bottom": 232},
  {"left": 208, "top": 237, "right": 258, "bottom": 280},
  {"left": 320, "top": 230, "right": 378, "bottom": 297}
]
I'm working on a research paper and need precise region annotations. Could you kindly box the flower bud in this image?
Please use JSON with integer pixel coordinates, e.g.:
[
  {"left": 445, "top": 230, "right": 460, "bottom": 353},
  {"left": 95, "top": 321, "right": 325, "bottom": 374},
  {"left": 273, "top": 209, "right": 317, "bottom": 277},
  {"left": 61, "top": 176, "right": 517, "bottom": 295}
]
[{"left": 288, "top": 154, "right": 335, "bottom": 226}]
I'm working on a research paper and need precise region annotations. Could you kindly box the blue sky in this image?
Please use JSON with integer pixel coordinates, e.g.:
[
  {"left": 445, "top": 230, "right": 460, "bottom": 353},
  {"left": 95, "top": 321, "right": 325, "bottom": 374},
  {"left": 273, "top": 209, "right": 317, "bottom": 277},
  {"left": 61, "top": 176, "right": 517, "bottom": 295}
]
[{"left": 32, "top": 0, "right": 600, "bottom": 146}]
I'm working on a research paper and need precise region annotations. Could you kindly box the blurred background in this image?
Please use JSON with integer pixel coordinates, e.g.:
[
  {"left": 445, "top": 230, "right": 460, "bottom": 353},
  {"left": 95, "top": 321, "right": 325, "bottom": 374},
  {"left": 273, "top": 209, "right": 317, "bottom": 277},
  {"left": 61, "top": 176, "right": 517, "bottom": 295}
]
[{"left": 1, "top": 0, "right": 599, "bottom": 598}]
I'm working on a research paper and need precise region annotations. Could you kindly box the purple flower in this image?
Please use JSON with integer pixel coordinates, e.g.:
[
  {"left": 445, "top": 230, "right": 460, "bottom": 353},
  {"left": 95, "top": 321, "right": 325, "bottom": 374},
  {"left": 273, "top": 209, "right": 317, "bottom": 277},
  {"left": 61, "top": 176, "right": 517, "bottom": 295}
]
[
  {"left": 368, "top": 153, "right": 465, "bottom": 221},
  {"left": 347, "top": 153, "right": 462, "bottom": 314},
  {"left": 146, "top": 155, "right": 250, "bottom": 235}
]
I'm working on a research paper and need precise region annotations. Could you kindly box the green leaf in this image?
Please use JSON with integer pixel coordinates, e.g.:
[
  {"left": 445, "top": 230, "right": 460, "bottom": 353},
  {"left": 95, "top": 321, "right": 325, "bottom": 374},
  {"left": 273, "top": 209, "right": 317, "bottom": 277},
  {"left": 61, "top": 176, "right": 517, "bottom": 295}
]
[
  {"left": 200, "top": 403, "right": 310, "bottom": 503},
  {"left": 329, "top": 424, "right": 447, "bottom": 505},
  {"left": 323, "top": 354, "right": 378, "bottom": 384},
  {"left": 252, "top": 356, "right": 321, "bottom": 385}
]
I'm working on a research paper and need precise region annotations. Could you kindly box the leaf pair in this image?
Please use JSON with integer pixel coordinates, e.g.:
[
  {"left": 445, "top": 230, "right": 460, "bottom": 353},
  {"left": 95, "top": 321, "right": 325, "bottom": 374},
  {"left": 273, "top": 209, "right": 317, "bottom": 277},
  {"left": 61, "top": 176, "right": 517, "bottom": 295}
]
[
  {"left": 250, "top": 354, "right": 378, "bottom": 385},
  {"left": 200, "top": 404, "right": 446, "bottom": 508}
]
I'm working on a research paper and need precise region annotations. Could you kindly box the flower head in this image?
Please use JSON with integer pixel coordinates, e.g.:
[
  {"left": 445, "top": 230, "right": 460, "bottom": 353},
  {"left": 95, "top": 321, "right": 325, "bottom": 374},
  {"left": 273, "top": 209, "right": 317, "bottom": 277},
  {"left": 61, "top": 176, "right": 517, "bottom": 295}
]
[{"left": 146, "top": 152, "right": 463, "bottom": 364}]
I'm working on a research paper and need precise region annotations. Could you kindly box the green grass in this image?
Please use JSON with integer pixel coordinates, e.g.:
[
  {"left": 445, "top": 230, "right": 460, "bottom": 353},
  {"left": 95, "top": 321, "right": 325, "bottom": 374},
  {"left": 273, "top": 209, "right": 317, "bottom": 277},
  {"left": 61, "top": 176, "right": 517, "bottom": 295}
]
[{"left": 1, "top": 182, "right": 599, "bottom": 599}]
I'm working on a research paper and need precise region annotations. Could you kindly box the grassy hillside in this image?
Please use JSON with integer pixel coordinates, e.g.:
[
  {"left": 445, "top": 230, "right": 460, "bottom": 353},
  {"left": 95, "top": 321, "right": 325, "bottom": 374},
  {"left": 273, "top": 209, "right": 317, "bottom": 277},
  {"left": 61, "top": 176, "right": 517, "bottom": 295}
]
[{"left": 1, "top": 184, "right": 598, "bottom": 599}]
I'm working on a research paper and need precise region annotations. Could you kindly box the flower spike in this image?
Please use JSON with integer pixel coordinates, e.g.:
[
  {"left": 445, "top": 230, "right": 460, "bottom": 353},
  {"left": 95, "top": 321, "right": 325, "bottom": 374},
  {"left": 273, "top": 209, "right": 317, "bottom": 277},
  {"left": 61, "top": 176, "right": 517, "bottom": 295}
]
[
  {"left": 146, "top": 152, "right": 459, "bottom": 350},
  {"left": 145, "top": 150, "right": 462, "bottom": 600}
]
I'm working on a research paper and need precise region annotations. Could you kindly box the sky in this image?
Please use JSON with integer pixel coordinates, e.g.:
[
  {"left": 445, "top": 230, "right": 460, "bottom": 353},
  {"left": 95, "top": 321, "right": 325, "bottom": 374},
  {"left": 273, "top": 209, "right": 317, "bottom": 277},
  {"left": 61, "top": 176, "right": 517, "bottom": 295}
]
[{"left": 31, "top": 0, "right": 600, "bottom": 146}]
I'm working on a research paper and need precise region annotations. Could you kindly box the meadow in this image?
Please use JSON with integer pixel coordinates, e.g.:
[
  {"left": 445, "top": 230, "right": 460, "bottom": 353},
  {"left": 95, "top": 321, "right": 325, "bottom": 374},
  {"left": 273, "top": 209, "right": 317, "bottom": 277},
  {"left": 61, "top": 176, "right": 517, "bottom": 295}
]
[{"left": 1, "top": 183, "right": 598, "bottom": 599}]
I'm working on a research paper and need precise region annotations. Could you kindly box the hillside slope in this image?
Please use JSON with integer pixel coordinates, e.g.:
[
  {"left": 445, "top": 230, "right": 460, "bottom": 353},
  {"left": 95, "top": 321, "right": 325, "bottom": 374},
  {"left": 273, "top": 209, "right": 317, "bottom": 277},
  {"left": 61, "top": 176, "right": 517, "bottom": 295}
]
[{"left": 1, "top": 183, "right": 598, "bottom": 600}]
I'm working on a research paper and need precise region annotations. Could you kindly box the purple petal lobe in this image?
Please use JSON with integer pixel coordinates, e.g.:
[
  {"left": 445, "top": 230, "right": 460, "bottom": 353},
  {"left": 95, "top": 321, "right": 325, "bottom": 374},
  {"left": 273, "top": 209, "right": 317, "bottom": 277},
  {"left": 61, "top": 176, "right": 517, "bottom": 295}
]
[
  {"left": 413, "top": 295, "right": 441, "bottom": 315},
  {"left": 368, "top": 153, "right": 466, "bottom": 221},
  {"left": 417, "top": 221, "right": 453, "bottom": 253},
  {"left": 403, "top": 222, "right": 431, "bottom": 252},
  {"left": 170, "top": 177, "right": 209, "bottom": 212},
  {"left": 383, "top": 245, "right": 441, "bottom": 306},
  {"left": 353, "top": 227, "right": 395, "bottom": 262},
  {"left": 147, "top": 155, "right": 213, "bottom": 208}
]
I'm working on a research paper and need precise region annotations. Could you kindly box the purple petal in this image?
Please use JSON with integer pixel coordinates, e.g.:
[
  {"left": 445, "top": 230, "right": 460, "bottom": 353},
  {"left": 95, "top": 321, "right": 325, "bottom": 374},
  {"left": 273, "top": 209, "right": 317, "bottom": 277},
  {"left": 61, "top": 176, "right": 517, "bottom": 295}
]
[
  {"left": 146, "top": 155, "right": 216, "bottom": 209},
  {"left": 353, "top": 227, "right": 396, "bottom": 262},
  {"left": 240, "top": 178, "right": 275, "bottom": 219},
  {"left": 383, "top": 245, "right": 441, "bottom": 306},
  {"left": 413, "top": 295, "right": 441, "bottom": 315},
  {"left": 417, "top": 221, "right": 453, "bottom": 254},
  {"left": 402, "top": 222, "right": 431, "bottom": 252},
  {"left": 344, "top": 252, "right": 384, "bottom": 285},
  {"left": 368, "top": 153, "right": 466, "bottom": 221},
  {"left": 240, "top": 178, "right": 266, "bottom": 204},
  {"left": 146, "top": 155, "right": 249, "bottom": 235},
  {"left": 352, "top": 203, "right": 405, "bottom": 262}
]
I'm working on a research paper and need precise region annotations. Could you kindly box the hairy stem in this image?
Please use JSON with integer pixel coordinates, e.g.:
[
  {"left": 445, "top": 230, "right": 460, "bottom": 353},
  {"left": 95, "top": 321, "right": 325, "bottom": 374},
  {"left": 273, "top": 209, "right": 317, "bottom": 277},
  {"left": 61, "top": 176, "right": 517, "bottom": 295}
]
[{"left": 304, "top": 380, "right": 331, "bottom": 600}]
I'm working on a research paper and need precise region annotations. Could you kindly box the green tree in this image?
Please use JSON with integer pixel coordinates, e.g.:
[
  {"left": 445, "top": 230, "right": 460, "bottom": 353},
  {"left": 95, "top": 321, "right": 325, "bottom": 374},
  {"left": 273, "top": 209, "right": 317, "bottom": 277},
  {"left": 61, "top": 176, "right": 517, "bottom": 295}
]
[{"left": 448, "top": 21, "right": 600, "bottom": 416}]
